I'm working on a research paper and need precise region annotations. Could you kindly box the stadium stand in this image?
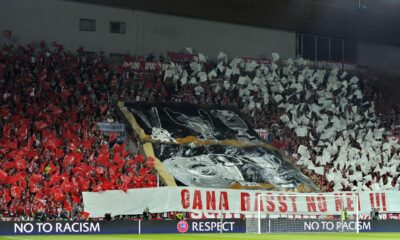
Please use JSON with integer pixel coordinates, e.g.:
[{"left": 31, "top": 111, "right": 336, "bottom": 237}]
[
  {"left": 0, "top": 42, "right": 156, "bottom": 220},
  {"left": 1, "top": 40, "right": 400, "bottom": 220},
  {"left": 122, "top": 50, "right": 400, "bottom": 193}
]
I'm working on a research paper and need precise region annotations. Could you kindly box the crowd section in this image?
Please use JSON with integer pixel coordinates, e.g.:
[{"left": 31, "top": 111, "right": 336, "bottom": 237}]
[
  {"left": 121, "top": 51, "right": 400, "bottom": 193},
  {"left": 1, "top": 41, "right": 400, "bottom": 220},
  {"left": 0, "top": 42, "right": 156, "bottom": 220}
]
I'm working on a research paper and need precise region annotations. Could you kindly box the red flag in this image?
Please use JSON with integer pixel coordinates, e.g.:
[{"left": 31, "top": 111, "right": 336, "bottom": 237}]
[
  {"left": 108, "top": 166, "right": 119, "bottom": 180},
  {"left": 84, "top": 151, "right": 93, "bottom": 163},
  {"left": 17, "top": 174, "right": 27, "bottom": 189},
  {"left": 81, "top": 139, "right": 94, "bottom": 150},
  {"left": 30, "top": 174, "right": 43, "bottom": 184},
  {"left": 11, "top": 186, "right": 23, "bottom": 199},
  {"left": 3, "top": 162, "right": 14, "bottom": 170},
  {"left": 43, "top": 136, "right": 63, "bottom": 150},
  {"left": 134, "top": 176, "right": 144, "bottom": 188},
  {"left": 34, "top": 191, "right": 43, "bottom": 201},
  {"left": 48, "top": 162, "right": 58, "bottom": 175},
  {"left": 49, "top": 174, "right": 62, "bottom": 185},
  {"left": 113, "top": 143, "right": 124, "bottom": 154},
  {"left": 95, "top": 167, "right": 104, "bottom": 175},
  {"left": 147, "top": 156, "right": 155, "bottom": 169},
  {"left": 83, "top": 211, "right": 90, "bottom": 219},
  {"left": 61, "top": 172, "right": 70, "bottom": 182},
  {"left": 17, "top": 124, "right": 28, "bottom": 141},
  {"left": 101, "top": 181, "right": 114, "bottom": 191},
  {"left": 7, "top": 149, "right": 21, "bottom": 160},
  {"left": 77, "top": 177, "right": 90, "bottom": 192},
  {"left": 72, "top": 166, "right": 84, "bottom": 176},
  {"left": 97, "top": 145, "right": 110, "bottom": 166},
  {"left": 6, "top": 175, "right": 18, "bottom": 185},
  {"left": 122, "top": 150, "right": 130, "bottom": 158},
  {"left": 73, "top": 152, "right": 83, "bottom": 163},
  {"left": 12, "top": 115, "right": 21, "bottom": 123},
  {"left": 55, "top": 148, "right": 64, "bottom": 158},
  {"left": 72, "top": 195, "right": 81, "bottom": 204},
  {"left": 52, "top": 107, "right": 63, "bottom": 116},
  {"left": 97, "top": 152, "right": 110, "bottom": 166},
  {"left": 29, "top": 181, "right": 40, "bottom": 193},
  {"left": 63, "top": 154, "right": 75, "bottom": 167},
  {"left": 147, "top": 156, "right": 155, "bottom": 162},
  {"left": 68, "top": 141, "right": 78, "bottom": 152},
  {"left": 3, "top": 123, "right": 13, "bottom": 139},
  {"left": 0, "top": 169, "right": 8, "bottom": 183},
  {"left": 64, "top": 201, "right": 72, "bottom": 212},
  {"left": 109, "top": 132, "right": 118, "bottom": 143},
  {"left": 3, "top": 188, "right": 12, "bottom": 203},
  {"left": 15, "top": 158, "right": 27, "bottom": 170},
  {"left": 52, "top": 188, "right": 64, "bottom": 201},
  {"left": 92, "top": 184, "right": 102, "bottom": 192},
  {"left": 120, "top": 175, "right": 131, "bottom": 186},
  {"left": 62, "top": 181, "right": 73, "bottom": 193},
  {"left": 5, "top": 141, "right": 18, "bottom": 150},
  {"left": 34, "top": 121, "right": 49, "bottom": 131},
  {"left": 113, "top": 153, "right": 124, "bottom": 166},
  {"left": 82, "top": 165, "right": 93, "bottom": 178},
  {"left": 134, "top": 154, "right": 144, "bottom": 164},
  {"left": 42, "top": 188, "right": 52, "bottom": 196},
  {"left": 139, "top": 168, "right": 148, "bottom": 176},
  {"left": 27, "top": 134, "right": 36, "bottom": 148},
  {"left": 121, "top": 184, "right": 128, "bottom": 193},
  {"left": 145, "top": 174, "right": 156, "bottom": 183}
]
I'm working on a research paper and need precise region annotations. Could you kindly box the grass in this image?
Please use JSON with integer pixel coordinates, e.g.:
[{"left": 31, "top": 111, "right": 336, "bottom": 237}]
[{"left": 1, "top": 233, "right": 400, "bottom": 240}]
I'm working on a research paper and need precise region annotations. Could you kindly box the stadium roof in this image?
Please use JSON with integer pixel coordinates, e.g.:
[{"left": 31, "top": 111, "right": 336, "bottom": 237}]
[{"left": 69, "top": 0, "right": 400, "bottom": 46}]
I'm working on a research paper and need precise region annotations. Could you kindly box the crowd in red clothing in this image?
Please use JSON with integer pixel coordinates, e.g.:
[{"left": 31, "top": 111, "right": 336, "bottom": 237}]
[{"left": 0, "top": 42, "right": 156, "bottom": 220}]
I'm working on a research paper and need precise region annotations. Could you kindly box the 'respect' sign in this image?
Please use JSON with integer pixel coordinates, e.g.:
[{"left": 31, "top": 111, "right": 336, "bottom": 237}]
[
  {"left": 179, "top": 220, "right": 237, "bottom": 233},
  {"left": 140, "top": 220, "right": 244, "bottom": 234}
]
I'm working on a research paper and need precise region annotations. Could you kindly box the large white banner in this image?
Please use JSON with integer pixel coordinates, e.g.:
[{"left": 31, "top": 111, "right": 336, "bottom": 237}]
[{"left": 83, "top": 187, "right": 399, "bottom": 218}]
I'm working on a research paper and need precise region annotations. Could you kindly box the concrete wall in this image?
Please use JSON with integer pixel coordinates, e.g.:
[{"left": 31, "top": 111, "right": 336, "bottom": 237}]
[
  {"left": 136, "top": 11, "right": 295, "bottom": 59},
  {"left": 358, "top": 42, "right": 400, "bottom": 74},
  {"left": 0, "top": 0, "right": 136, "bottom": 54},
  {"left": 0, "top": 0, "right": 295, "bottom": 59}
]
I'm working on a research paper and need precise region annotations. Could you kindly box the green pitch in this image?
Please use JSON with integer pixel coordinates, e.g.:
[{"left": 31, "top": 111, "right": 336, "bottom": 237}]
[{"left": 1, "top": 233, "right": 399, "bottom": 240}]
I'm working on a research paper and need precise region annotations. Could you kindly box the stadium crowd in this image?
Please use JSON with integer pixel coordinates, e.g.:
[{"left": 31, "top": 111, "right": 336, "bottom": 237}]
[
  {"left": 0, "top": 42, "right": 156, "bottom": 220},
  {"left": 1, "top": 40, "right": 400, "bottom": 220},
  {"left": 121, "top": 49, "right": 400, "bottom": 193}
]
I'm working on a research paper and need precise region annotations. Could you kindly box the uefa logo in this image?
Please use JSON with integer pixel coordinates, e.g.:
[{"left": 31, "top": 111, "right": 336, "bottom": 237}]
[{"left": 177, "top": 220, "right": 189, "bottom": 233}]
